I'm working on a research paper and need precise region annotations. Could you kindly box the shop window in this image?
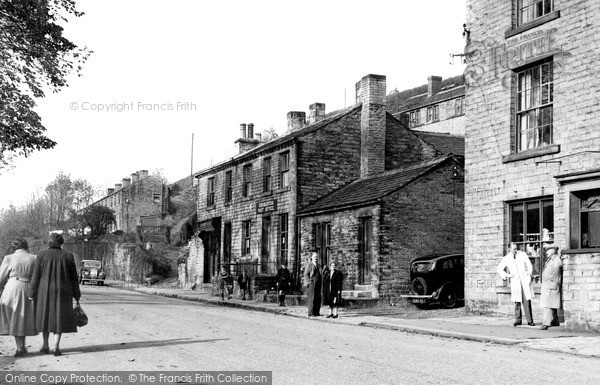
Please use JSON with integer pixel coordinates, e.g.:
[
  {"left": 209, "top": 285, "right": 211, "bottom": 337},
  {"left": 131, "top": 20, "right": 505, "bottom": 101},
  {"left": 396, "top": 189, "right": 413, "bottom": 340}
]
[
  {"left": 516, "top": 60, "right": 553, "bottom": 152},
  {"left": 509, "top": 197, "right": 554, "bottom": 279},
  {"left": 242, "top": 220, "right": 251, "bottom": 256},
  {"left": 569, "top": 188, "right": 600, "bottom": 249},
  {"left": 279, "top": 213, "right": 288, "bottom": 262}
]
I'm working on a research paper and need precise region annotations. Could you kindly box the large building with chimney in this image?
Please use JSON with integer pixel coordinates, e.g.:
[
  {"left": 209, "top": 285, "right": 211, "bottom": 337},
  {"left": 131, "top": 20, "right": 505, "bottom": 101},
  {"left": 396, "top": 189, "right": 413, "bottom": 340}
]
[
  {"left": 464, "top": 0, "right": 600, "bottom": 331},
  {"left": 190, "top": 74, "right": 464, "bottom": 300},
  {"left": 81, "top": 170, "right": 170, "bottom": 233}
]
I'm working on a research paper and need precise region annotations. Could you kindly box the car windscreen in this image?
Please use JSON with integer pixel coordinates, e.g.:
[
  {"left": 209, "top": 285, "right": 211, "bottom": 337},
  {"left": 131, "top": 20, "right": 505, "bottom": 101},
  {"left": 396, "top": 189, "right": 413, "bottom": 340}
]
[{"left": 83, "top": 261, "right": 101, "bottom": 268}]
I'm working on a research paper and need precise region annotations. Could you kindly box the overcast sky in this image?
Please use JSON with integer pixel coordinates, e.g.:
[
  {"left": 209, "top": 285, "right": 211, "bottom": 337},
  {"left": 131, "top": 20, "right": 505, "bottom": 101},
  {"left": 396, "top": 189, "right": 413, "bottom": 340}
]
[{"left": 0, "top": 0, "right": 467, "bottom": 209}]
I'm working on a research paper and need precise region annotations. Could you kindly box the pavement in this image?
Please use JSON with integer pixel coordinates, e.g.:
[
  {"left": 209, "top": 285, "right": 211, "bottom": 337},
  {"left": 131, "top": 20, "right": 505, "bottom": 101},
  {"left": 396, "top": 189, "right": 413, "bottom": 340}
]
[{"left": 105, "top": 280, "right": 600, "bottom": 359}]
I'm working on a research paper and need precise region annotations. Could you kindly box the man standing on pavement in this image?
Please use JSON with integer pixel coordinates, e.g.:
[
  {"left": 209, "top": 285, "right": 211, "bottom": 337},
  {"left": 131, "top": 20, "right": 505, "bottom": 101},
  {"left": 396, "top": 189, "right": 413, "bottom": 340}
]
[
  {"left": 276, "top": 261, "right": 291, "bottom": 306},
  {"left": 303, "top": 252, "right": 321, "bottom": 317},
  {"left": 497, "top": 242, "right": 535, "bottom": 327},
  {"left": 540, "top": 245, "right": 563, "bottom": 330}
]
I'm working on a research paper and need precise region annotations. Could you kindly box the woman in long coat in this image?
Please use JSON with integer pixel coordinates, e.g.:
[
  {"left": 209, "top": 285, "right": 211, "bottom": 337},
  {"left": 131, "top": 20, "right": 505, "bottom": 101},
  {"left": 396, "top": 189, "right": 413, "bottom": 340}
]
[
  {"left": 322, "top": 261, "right": 343, "bottom": 318},
  {"left": 0, "top": 238, "right": 37, "bottom": 357},
  {"left": 540, "top": 245, "right": 563, "bottom": 330},
  {"left": 28, "top": 233, "right": 81, "bottom": 356}
]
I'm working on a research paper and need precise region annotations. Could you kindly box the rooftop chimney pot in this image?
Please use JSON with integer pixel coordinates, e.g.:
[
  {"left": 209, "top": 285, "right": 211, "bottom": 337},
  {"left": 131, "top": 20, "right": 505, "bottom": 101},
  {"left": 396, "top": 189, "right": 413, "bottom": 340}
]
[
  {"left": 428, "top": 76, "right": 442, "bottom": 98},
  {"left": 240, "top": 123, "right": 247, "bottom": 139}
]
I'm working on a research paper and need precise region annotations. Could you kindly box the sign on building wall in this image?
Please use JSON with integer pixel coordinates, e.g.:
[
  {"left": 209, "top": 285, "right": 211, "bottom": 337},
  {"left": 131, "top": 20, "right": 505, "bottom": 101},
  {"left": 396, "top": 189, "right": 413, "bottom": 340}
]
[{"left": 256, "top": 199, "right": 277, "bottom": 214}]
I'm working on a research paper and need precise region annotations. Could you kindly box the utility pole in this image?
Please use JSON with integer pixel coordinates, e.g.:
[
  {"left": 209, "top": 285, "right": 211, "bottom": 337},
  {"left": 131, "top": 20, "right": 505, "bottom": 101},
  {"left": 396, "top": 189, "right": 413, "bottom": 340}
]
[{"left": 190, "top": 132, "right": 194, "bottom": 185}]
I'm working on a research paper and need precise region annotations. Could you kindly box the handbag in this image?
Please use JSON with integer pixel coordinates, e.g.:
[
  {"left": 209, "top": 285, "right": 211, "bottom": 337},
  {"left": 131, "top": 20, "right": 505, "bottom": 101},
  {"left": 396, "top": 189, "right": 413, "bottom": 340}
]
[{"left": 74, "top": 303, "right": 88, "bottom": 327}]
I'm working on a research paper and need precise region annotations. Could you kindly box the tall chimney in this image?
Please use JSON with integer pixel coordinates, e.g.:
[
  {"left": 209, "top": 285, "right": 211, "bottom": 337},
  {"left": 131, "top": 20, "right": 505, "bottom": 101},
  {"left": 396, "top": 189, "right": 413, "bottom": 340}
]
[
  {"left": 115, "top": 183, "right": 122, "bottom": 191},
  {"left": 139, "top": 170, "right": 149, "bottom": 179},
  {"left": 359, "top": 74, "right": 386, "bottom": 178},
  {"left": 287, "top": 111, "right": 306, "bottom": 132},
  {"left": 131, "top": 172, "right": 139, "bottom": 183},
  {"left": 107, "top": 188, "right": 115, "bottom": 195},
  {"left": 427, "top": 76, "right": 442, "bottom": 98},
  {"left": 122, "top": 178, "right": 131, "bottom": 188},
  {"left": 308, "top": 103, "right": 326, "bottom": 123},
  {"left": 234, "top": 122, "right": 259, "bottom": 154}
]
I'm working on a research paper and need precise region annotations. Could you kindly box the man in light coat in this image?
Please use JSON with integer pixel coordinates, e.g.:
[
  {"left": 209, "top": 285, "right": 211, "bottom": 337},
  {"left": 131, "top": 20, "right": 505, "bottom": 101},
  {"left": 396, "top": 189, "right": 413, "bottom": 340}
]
[
  {"left": 303, "top": 252, "right": 322, "bottom": 317},
  {"left": 540, "top": 245, "right": 563, "bottom": 330},
  {"left": 497, "top": 242, "right": 535, "bottom": 326}
]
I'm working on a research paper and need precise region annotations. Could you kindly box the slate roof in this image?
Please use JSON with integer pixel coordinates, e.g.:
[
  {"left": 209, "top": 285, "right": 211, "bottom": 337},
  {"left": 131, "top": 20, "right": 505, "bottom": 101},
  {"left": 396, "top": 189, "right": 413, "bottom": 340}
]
[
  {"left": 413, "top": 130, "right": 465, "bottom": 157},
  {"left": 298, "top": 155, "right": 460, "bottom": 215},
  {"left": 195, "top": 104, "right": 362, "bottom": 178},
  {"left": 387, "top": 75, "right": 465, "bottom": 115}
]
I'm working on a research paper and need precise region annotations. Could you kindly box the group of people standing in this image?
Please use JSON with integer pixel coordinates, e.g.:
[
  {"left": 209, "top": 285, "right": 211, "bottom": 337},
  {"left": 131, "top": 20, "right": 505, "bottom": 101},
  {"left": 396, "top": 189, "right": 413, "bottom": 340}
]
[
  {"left": 0, "top": 233, "right": 81, "bottom": 357},
  {"left": 304, "top": 252, "right": 344, "bottom": 318},
  {"left": 497, "top": 242, "right": 563, "bottom": 330}
]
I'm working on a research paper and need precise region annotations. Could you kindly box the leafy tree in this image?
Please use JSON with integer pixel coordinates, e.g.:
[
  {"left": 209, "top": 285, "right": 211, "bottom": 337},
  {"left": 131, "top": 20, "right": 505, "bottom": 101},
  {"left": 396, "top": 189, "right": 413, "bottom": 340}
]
[
  {"left": 80, "top": 205, "right": 115, "bottom": 237},
  {"left": 262, "top": 127, "right": 279, "bottom": 142},
  {"left": 0, "top": 0, "right": 91, "bottom": 171},
  {"left": 151, "top": 168, "right": 168, "bottom": 185}
]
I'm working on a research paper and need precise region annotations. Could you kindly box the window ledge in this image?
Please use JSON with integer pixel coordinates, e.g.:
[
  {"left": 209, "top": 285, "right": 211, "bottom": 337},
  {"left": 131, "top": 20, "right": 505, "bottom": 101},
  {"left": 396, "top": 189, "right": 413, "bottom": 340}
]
[
  {"left": 496, "top": 284, "right": 541, "bottom": 295},
  {"left": 261, "top": 190, "right": 273, "bottom": 197},
  {"left": 223, "top": 201, "right": 232, "bottom": 207},
  {"left": 502, "top": 144, "right": 560, "bottom": 163},
  {"left": 561, "top": 248, "right": 600, "bottom": 255},
  {"left": 205, "top": 205, "right": 216, "bottom": 211},
  {"left": 276, "top": 186, "right": 291, "bottom": 194},
  {"left": 505, "top": 10, "right": 561, "bottom": 39}
]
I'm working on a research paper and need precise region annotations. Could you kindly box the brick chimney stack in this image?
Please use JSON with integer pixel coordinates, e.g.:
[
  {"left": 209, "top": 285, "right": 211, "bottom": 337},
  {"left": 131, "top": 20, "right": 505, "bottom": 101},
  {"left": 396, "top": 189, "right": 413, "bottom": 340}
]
[
  {"left": 235, "top": 122, "right": 260, "bottom": 154},
  {"left": 427, "top": 76, "right": 442, "bottom": 98},
  {"left": 115, "top": 183, "right": 122, "bottom": 191},
  {"left": 107, "top": 188, "right": 114, "bottom": 195},
  {"left": 122, "top": 178, "right": 131, "bottom": 188},
  {"left": 131, "top": 172, "right": 139, "bottom": 183},
  {"left": 308, "top": 103, "right": 326, "bottom": 124},
  {"left": 358, "top": 74, "right": 386, "bottom": 178},
  {"left": 287, "top": 111, "right": 306, "bottom": 132},
  {"left": 139, "top": 170, "right": 149, "bottom": 179}
]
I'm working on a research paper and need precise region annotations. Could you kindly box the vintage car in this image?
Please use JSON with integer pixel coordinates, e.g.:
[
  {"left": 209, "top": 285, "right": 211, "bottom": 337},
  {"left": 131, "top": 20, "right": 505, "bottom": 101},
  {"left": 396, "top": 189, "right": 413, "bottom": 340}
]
[
  {"left": 401, "top": 254, "right": 464, "bottom": 309},
  {"left": 79, "top": 259, "right": 106, "bottom": 285}
]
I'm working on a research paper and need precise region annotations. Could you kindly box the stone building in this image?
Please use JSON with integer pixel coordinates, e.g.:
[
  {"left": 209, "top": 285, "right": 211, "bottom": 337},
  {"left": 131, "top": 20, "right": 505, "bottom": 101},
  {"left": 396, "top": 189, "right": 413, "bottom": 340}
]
[
  {"left": 83, "top": 170, "right": 170, "bottom": 233},
  {"left": 192, "top": 74, "right": 464, "bottom": 298},
  {"left": 298, "top": 154, "right": 464, "bottom": 299},
  {"left": 464, "top": 0, "right": 600, "bottom": 331},
  {"left": 388, "top": 75, "right": 466, "bottom": 136}
]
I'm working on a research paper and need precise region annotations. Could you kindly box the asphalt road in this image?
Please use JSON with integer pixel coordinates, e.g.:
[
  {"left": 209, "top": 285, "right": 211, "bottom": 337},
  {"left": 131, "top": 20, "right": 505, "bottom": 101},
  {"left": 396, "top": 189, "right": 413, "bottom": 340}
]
[{"left": 0, "top": 286, "right": 598, "bottom": 385}]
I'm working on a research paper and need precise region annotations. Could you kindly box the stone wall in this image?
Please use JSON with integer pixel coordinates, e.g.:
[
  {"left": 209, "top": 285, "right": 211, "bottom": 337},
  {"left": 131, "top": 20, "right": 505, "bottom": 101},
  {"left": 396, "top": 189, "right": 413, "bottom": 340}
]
[
  {"left": 299, "top": 205, "right": 380, "bottom": 293},
  {"left": 464, "top": 0, "right": 600, "bottom": 326},
  {"left": 63, "top": 240, "right": 152, "bottom": 283},
  {"left": 384, "top": 115, "right": 438, "bottom": 170},
  {"left": 379, "top": 162, "right": 464, "bottom": 299},
  {"left": 562, "top": 252, "right": 600, "bottom": 332}
]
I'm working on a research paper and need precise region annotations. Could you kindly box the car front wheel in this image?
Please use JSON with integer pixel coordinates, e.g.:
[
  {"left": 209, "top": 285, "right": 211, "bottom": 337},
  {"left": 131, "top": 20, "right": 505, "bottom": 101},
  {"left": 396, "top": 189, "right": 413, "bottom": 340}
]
[{"left": 411, "top": 277, "right": 428, "bottom": 295}]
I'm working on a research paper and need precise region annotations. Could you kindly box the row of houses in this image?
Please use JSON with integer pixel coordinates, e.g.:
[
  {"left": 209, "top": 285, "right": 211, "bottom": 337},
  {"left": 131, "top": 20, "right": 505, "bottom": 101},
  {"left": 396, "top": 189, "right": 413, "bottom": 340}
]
[
  {"left": 189, "top": 74, "right": 465, "bottom": 300},
  {"left": 85, "top": 0, "right": 600, "bottom": 331}
]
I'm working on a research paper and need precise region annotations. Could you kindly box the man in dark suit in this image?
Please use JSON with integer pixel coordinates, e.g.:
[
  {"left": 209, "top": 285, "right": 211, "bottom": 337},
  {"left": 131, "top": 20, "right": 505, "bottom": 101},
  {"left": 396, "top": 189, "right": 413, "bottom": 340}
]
[
  {"left": 276, "top": 261, "right": 291, "bottom": 306},
  {"left": 303, "top": 252, "right": 321, "bottom": 317}
]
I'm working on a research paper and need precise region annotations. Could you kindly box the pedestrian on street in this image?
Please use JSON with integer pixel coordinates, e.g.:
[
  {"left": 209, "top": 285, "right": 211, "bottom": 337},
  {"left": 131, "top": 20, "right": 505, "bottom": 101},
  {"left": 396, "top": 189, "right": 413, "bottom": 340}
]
[
  {"left": 0, "top": 238, "right": 37, "bottom": 357},
  {"left": 28, "top": 233, "right": 81, "bottom": 356},
  {"left": 497, "top": 242, "right": 535, "bottom": 327},
  {"left": 237, "top": 270, "right": 249, "bottom": 300},
  {"left": 218, "top": 265, "right": 232, "bottom": 301},
  {"left": 276, "top": 261, "right": 291, "bottom": 306},
  {"left": 322, "top": 261, "right": 343, "bottom": 318},
  {"left": 540, "top": 245, "right": 563, "bottom": 330},
  {"left": 303, "top": 252, "right": 321, "bottom": 317}
]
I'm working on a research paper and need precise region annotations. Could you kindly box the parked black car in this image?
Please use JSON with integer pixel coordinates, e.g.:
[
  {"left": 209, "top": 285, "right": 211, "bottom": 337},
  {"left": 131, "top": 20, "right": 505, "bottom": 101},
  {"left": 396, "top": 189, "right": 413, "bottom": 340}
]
[
  {"left": 79, "top": 259, "right": 106, "bottom": 286},
  {"left": 401, "top": 254, "right": 464, "bottom": 308}
]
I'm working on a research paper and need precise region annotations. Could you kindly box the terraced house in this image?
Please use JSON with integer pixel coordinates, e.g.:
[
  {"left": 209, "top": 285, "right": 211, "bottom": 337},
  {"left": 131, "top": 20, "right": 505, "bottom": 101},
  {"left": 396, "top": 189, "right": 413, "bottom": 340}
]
[
  {"left": 190, "top": 74, "right": 464, "bottom": 300},
  {"left": 464, "top": 0, "right": 600, "bottom": 330}
]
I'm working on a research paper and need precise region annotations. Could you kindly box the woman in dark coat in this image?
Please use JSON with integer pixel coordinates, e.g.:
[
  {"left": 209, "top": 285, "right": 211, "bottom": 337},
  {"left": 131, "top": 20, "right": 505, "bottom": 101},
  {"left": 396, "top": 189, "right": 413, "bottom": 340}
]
[
  {"left": 28, "top": 233, "right": 81, "bottom": 356},
  {"left": 322, "top": 261, "right": 343, "bottom": 318}
]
